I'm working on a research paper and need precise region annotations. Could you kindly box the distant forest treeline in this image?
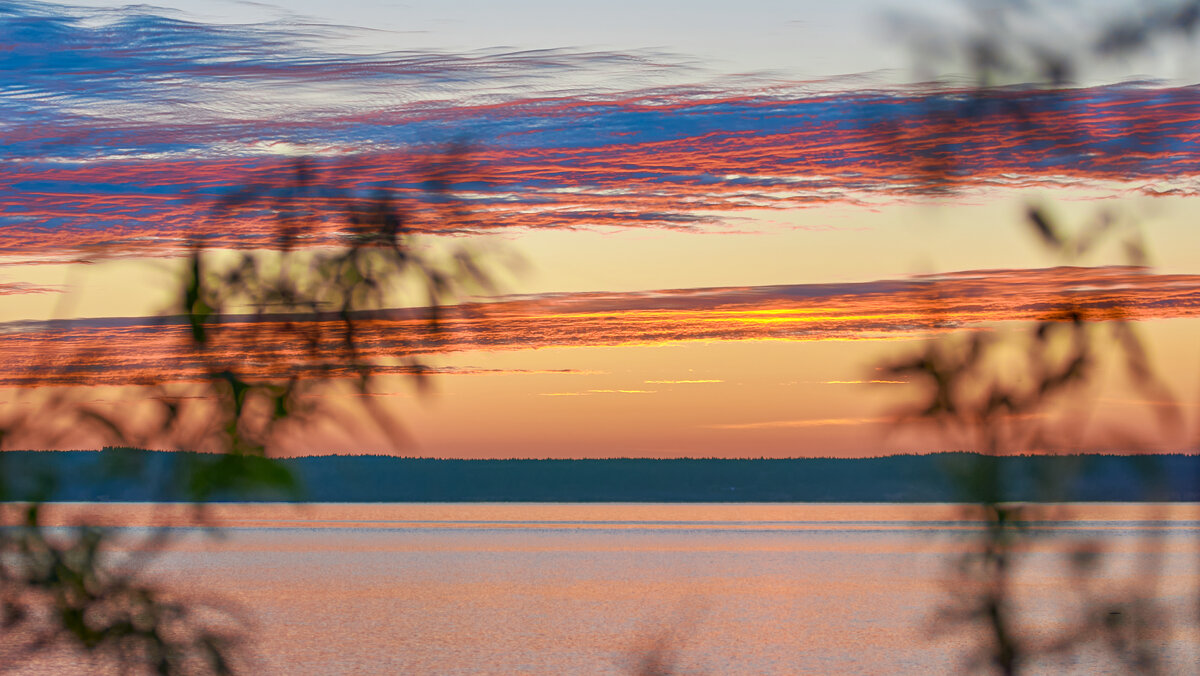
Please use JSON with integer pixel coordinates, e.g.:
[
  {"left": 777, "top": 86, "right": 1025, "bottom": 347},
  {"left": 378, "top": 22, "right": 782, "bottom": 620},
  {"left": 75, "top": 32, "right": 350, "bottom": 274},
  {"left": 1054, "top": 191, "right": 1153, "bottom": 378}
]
[{"left": 2, "top": 449, "right": 1198, "bottom": 502}]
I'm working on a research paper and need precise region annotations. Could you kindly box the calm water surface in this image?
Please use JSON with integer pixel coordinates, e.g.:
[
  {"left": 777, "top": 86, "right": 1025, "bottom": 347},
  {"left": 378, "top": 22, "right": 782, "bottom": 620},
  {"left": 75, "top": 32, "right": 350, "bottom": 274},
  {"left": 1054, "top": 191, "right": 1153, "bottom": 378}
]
[{"left": 6, "top": 503, "right": 1200, "bottom": 675}]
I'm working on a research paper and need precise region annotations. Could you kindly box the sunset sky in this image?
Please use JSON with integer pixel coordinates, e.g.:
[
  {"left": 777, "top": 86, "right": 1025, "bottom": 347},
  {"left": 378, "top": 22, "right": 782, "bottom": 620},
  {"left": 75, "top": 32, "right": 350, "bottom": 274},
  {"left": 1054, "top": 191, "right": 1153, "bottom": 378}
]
[{"left": 2, "top": 0, "right": 1199, "bottom": 457}]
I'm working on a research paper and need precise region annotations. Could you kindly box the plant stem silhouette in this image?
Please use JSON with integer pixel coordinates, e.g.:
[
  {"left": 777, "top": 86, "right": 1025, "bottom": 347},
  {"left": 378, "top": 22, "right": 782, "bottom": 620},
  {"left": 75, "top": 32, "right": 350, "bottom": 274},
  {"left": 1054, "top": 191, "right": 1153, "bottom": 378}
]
[
  {"left": 0, "top": 148, "right": 501, "bottom": 674},
  {"left": 881, "top": 2, "right": 1195, "bottom": 673}
]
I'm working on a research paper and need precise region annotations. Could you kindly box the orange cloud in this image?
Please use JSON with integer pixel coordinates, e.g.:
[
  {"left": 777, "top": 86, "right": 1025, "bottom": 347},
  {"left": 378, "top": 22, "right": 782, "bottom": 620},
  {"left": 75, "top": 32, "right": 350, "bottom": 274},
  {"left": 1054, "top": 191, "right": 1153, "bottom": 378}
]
[
  {"left": 705, "top": 417, "right": 892, "bottom": 430},
  {"left": 1, "top": 265, "right": 1197, "bottom": 388}
]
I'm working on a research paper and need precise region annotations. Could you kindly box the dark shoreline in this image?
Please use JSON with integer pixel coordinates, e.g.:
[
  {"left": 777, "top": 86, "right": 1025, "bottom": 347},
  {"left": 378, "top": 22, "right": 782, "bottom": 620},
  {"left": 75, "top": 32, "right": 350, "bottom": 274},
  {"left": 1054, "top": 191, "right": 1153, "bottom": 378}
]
[{"left": 2, "top": 449, "right": 1198, "bottom": 503}]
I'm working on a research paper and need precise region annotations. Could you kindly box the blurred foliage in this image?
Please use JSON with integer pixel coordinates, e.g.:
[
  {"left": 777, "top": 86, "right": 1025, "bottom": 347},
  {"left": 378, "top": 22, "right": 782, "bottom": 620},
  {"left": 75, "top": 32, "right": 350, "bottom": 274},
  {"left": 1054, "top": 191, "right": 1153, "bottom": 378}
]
[
  {"left": 878, "top": 1, "right": 1197, "bottom": 674},
  {"left": 882, "top": 0, "right": 1200, "bottom": 195},
  {"left": 885, "top": 212, "right": 1179, "bottom": 675},
  {"left": 0, "top": 147, "right": 500, "bottom": 673},
  {"left": 1, "top": 505, "right": 244, "bottom": 675}
]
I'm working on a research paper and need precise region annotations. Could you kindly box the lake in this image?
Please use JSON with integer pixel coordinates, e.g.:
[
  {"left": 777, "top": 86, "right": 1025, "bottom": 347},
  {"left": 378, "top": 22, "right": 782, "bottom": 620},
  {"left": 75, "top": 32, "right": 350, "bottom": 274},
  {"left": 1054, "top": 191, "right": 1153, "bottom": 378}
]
[{"left": 4, "top": 503, "right": 1199, "bottom": 675}]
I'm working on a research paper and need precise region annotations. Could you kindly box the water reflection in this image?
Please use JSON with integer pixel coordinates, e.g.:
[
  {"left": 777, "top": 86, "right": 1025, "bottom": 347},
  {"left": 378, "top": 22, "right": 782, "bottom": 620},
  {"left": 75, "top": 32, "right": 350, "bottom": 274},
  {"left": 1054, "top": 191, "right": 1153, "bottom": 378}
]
[{"left": 4, "top": 503, "right": 1195, "bottom": 675}]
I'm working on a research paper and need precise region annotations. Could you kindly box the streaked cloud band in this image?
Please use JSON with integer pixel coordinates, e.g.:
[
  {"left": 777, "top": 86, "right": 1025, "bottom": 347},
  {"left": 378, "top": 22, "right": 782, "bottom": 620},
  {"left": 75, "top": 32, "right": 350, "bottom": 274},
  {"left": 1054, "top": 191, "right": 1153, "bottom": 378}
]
[{"left": 2, "top": 265, "right": 1196, "bottom": 387}]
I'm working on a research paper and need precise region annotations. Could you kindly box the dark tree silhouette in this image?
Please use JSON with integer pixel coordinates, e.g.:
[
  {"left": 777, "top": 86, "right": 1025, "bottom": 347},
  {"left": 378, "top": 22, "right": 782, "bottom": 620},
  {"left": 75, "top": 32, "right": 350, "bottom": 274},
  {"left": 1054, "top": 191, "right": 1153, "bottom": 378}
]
[
  {"left": 0, "top": 148, "right": 501, "bottom": 673},
  {"left": 877, "top": 1, "right": 1197, "bottom": 674},
  {"left": 620, "top": 3, "right": 1200, "bottom": 675}
]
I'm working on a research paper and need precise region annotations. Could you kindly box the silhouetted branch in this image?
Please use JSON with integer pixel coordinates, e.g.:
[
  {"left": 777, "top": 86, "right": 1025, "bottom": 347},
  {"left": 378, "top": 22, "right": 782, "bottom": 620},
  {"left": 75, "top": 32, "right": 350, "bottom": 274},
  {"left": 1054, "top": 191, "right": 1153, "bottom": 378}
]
[{"left": 0, "top": 145, "right": 505, "bottom": 674}]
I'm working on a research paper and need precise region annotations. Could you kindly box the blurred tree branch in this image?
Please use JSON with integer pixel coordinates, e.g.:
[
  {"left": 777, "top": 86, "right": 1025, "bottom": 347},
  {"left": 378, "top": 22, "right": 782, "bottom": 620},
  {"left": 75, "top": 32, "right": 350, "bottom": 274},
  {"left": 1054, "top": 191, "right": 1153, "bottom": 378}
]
[
  {"left": 880, "top": 1, "right": 1198, "bottom": 674},
  {"left": 0, "top": 146, "right": 504, "bottom": 673}
]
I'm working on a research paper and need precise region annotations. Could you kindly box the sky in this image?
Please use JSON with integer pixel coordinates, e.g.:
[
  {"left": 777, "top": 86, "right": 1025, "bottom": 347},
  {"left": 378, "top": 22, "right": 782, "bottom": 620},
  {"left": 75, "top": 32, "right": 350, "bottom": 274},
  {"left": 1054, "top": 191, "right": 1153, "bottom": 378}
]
[{"left": 2, "top": 0, "right": 1199, "bottom": 457}]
